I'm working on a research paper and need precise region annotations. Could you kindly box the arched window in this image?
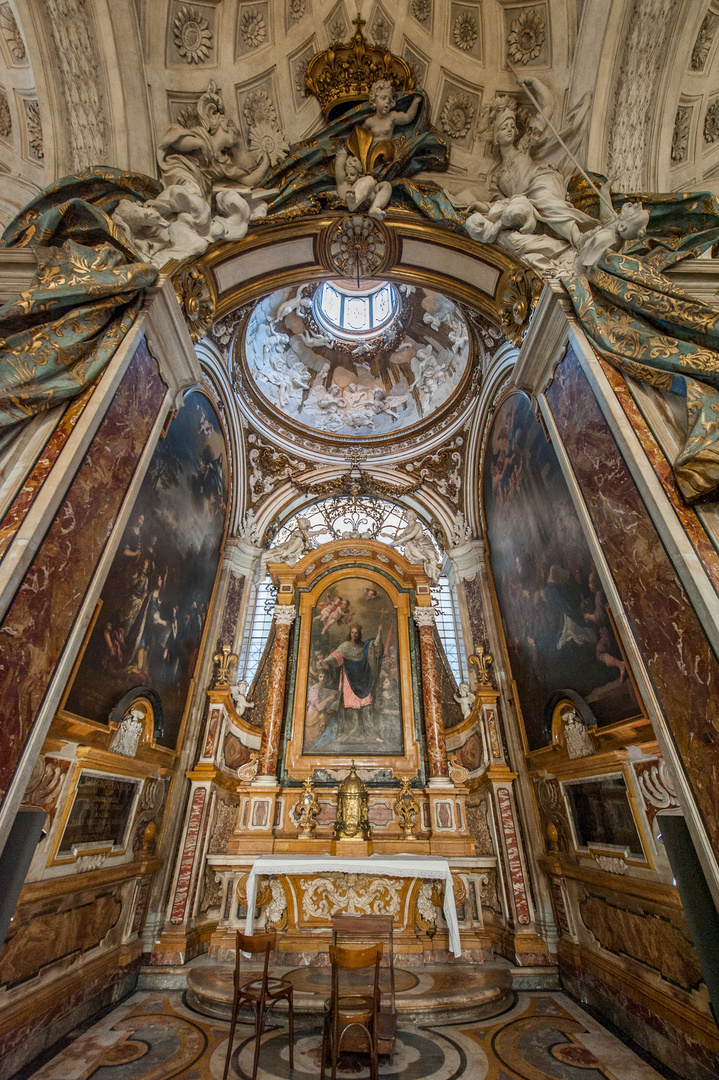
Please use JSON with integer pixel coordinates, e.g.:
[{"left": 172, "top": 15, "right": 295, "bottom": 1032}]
[{"left": 237, "top": 498, "right": 468, "bottom": 686}]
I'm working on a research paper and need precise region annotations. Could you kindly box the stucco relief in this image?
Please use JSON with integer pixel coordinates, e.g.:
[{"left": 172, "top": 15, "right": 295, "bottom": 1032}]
[{"left": 301, "top": 874, "right": 402, "bottom": 919}]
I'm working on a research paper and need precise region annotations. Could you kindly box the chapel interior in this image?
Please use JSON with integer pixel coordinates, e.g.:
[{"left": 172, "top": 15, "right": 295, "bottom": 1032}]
[{"left": 2, "top": 3, "right": 719, "bottom": 1079}]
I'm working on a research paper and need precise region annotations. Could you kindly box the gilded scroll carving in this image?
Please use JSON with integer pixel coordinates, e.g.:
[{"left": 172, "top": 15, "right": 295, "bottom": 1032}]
[{"left": 300, "top": 873, "right": 401, "bottom": 919}]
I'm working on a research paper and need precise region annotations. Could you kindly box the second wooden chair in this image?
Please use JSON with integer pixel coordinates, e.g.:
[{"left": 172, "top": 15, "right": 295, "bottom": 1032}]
[
  {"left": 222, "top": 930, "right": 294, "bottom": 1080},
  {"left": 321, "top": 941, "right": 383, "bottom": 1080}
]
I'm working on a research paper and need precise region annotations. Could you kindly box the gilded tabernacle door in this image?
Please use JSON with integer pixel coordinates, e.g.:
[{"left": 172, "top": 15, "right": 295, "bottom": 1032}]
[{"left": 284, "top": 561, "right": 421, "bottom": 777}]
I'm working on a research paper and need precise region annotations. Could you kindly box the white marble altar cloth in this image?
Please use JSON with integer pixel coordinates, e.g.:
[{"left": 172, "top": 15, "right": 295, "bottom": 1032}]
[{"left": 244, "top": 853, "right": 461, "bottom": 956}]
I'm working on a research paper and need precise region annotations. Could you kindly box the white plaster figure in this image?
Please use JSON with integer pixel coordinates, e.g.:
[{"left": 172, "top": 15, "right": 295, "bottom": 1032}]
[
  {"left": 335, "top": 148, "right": 392, "bottom": 220},
  {"left": 231, "top": 679, "right": 254, "bottom": 717},
  {"left": 109, "top": 706, "right": 145, "bottom": 757},
  {"left": 384, "top": 510, "right": 441, "bottom": 583},
  {"left": 453, "top": 681, "right": 476, "bottom": 720},
  {"left": 113, "top": 82, "right": 274, "bottom": 267},
  {"left": 259, "top": 515, "right": 323, "bottom": 576}
]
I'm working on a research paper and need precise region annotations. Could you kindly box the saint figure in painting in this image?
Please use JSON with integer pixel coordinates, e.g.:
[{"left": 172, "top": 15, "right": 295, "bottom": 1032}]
[
  {"left": 303, "top": 578, "right": 403, "bottom": 756},
  {"left": 324, "top": 622, "right": 385, "bottom": 743}
]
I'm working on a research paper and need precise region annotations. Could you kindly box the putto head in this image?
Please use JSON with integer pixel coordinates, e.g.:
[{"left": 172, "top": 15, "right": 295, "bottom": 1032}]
[{"left": 369, "top": 79, "right": 396, "bottom": 109}]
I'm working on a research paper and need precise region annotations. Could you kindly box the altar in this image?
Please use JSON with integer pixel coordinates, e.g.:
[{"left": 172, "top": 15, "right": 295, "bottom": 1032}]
[{"left": 244, "top": 854, "right": 463, "bottom": 956}]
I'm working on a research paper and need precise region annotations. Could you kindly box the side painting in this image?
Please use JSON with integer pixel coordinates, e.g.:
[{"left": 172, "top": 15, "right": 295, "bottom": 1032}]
[
  {"left": 483, "top": 393, "right": 639, "bottom": 750},
  {"left": 303, "top": 578, "right": 403, "bottom": 756},
  {"left": 65, "top": 391, "right": 227, "bottom": 749}
]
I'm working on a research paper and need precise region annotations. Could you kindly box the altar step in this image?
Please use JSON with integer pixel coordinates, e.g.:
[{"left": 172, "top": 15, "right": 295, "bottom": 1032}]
[{"left": 138, "top": 957, "right": 559, "bottom": 1026}]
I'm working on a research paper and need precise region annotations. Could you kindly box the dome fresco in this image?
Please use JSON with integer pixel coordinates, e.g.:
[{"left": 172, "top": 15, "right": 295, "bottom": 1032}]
[{"left": 241, "top": 281, "right": 471, "bottom": 437}]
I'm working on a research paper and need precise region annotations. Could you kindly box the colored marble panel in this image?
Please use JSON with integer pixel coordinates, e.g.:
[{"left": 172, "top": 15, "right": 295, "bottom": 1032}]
[
  {"left": 545, "top": 347, "right": 719, "bottom": 854},
  {"left": 483, "top": 392, "right": 639, "bottom": 750},
  {"left": 0, "top": 339, "right": 166, "bottom": 808},
  {"left": 496, "top": 786, "right": 531, "bottom": 925},
  {"left": 0, "top": 891, "right": 122, "bottom": 989},
  {"left": 170, "top": 786, "right": 207, "bottom": 925},
  {"left": 598, "top": 356, "right": 719, "bottom": 599},
  {"left": 0, "top": 387, "right": 92, "bottom": 563},
  {"left": 65, "top": 391, "right": 228, "bottom": 749}
]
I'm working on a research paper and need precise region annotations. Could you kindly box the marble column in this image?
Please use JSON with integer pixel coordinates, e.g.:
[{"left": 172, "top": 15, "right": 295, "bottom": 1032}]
[
  {"left": 256, "top": 603, "right": 297, "bottom": 779},
  {"left": 414, "top": 607, "right": 449, "bottom": 781}
]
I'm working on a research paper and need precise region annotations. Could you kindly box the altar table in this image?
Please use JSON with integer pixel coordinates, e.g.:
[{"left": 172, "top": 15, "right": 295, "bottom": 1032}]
[{"left": 244, "top": 853, "right": 462, "bottom": 956}]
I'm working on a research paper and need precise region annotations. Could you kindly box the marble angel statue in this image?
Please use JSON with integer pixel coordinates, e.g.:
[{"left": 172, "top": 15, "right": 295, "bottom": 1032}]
[
  {"left": 464, "top": 77, "right": 649, "bottom": 275},
  {"left": 383, "top": 510, "right": 441, "bottom": 583},
  {"left": 259, "top": 516, "right": 323, "bottom": 576},
  {"left": 453, "top": 681, "right": 476, "bottom": 720},
  {"left": 114, "top": 82, "right": 275, "bottom": 266}
]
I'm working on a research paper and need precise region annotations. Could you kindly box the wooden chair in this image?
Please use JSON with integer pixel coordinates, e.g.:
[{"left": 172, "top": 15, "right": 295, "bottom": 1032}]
[
  {"left": 222, "top": 930, "right": 294, "bottom": 1080},
  {"left": 331, "top": 914, "right": 396, "bottom": 1058},
  {"left": 321, "top": 942, "right": 383, "bottom": 1080}
]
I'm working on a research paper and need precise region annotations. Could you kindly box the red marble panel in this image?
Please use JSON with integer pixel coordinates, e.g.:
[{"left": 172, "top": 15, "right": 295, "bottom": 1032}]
[
  {"left": 170, "top": 786, "right": 207, "bottom": 925},
  {"left": 546, "top": 347, "right": 719, "bottom": 852},
  {"left": 597, "top": 356, "right": 719, "bottom": 599},
  {"left": 0, "top": 339, "right": 166, "bottom": 808},
  {"left": 496, "top": 785, "right": 531, "bottom": 925},
  {"left": 418, "top": 624, "right": 449, "bottom": 779},
  {"left": 257, "top": 620, "right": 292, "bottom": 777},
  {"left": 0, "top": 387, "right": 92, "bottom": 563}
]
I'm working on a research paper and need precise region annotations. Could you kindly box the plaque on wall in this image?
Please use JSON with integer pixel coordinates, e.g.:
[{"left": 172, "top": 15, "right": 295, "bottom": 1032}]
[
  {"left": 562, "top": 774, "right": 644, "bottom": 858},
  {"left": 58, "top": 771, "right": 142, "bottom": 856}
]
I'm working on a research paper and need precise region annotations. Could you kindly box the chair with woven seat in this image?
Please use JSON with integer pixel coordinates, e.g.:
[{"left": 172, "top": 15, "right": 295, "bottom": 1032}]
[
  {"left": 222, "top": 930, "right": 294, "bottom": 1080},
  {"left": 320, "top": 941, "right": 383, "bottom": 1080}
]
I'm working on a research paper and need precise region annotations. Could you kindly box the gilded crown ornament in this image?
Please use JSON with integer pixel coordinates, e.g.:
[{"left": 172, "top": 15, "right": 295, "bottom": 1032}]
[{"left": 305, "top": 14, "right": 415, "bottom": 121}]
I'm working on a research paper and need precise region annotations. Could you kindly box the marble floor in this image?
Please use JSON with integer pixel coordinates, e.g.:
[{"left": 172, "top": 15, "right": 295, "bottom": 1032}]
[{"left": 23, "top": 988, "right": 667, "bottom": 1080}]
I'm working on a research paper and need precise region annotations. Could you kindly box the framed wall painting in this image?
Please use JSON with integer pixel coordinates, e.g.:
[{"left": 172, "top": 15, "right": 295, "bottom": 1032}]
[
  {"left": 63, "top": 391, "right": 228, "bottom": 750},
  {"left": 482, "top": 391, "right": 641, "bottom": 751},
  {"left": 285, "top": 567, "right": 421, "bottom": 777}
]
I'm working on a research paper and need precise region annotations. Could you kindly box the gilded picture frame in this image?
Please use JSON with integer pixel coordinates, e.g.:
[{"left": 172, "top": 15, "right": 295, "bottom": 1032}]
[{"left": 284, "top": 566, "right": 421, "bottom": 777}]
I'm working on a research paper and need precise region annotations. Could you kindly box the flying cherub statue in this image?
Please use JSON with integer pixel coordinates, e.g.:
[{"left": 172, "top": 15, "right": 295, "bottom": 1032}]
[{"left": 333, "top": 79, "right": 424, "bottom": 220}]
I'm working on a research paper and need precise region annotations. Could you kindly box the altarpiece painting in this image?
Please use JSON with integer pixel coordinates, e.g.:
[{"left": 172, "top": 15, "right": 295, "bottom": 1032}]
[
  {"left": 303, "top": 578, "right": 403, "bottom": 756},
  {"left": 283, "top": 562, "right": 420, "bottom": 777}
]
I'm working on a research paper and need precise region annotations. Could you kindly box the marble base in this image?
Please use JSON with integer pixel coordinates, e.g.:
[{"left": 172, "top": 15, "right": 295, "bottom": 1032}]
[{"left": 184, "top": 960, "right": 513, "bottom": 1027}]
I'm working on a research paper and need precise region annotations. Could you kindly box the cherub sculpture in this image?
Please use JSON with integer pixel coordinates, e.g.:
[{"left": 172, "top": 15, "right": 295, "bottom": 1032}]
[
  {"left": 335, "top": 148, "right": 392, "bottom": 220},
  {"left": 230, "top": 679, "right": 254, "bottom": 718},
  {"left": 383, "top": 510, "right": 441, "bottom": 583},
  {"left": 334, "top": 79, "right": 424, "bottom": 220},
  {"left": 453, "top": 681, "right": 476, "bottom": 720}
]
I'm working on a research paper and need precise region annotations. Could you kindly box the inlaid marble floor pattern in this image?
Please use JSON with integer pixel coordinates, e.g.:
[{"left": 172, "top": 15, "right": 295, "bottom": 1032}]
[{"left": 26, "top": 989, "right": 664, "bottom": 1080}]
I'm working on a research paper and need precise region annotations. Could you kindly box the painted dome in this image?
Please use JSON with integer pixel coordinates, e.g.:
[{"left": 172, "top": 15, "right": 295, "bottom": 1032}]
[{"left": 241, "top": 280, "right": 471, "bottom": 438}]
